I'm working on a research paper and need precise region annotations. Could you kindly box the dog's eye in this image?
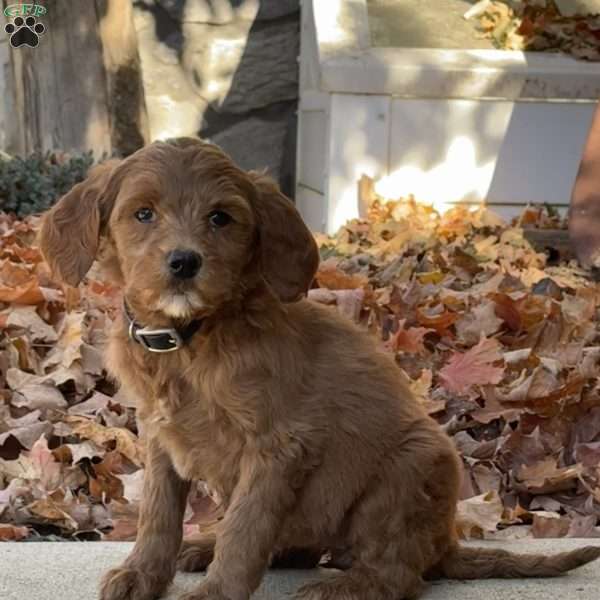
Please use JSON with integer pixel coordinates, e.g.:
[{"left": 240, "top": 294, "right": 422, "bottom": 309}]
[
  {"left": 209, "top": 210, "right": 232, "bottom": 228},
  {"left": 135, "top": 208, "right": 155, "bottom": 223}
]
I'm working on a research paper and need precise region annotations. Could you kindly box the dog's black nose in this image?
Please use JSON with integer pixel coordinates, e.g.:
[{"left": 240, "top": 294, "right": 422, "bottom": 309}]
[{"left": 167, "top": 249, "right": 202, "bottom": 279}]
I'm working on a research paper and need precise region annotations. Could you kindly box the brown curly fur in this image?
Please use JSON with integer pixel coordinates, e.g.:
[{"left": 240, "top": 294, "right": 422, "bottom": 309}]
[{"left": 39, "top": 139, "right": 600, "bottom": 600}]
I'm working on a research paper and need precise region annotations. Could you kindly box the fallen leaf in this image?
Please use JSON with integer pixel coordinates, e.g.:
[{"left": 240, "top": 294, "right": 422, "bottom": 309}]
[
  {"left": 532, "top": 513, "right": 570, "bottom": 538},
  {"left": 27, "top": 435, "right": 63, "bottom": 491},
  {"left": 6, "top": 306, "right": 58, "bottom": 342},
  {"left": 117, "top": 469, "right": 145, "bottom": 505},
  {"left": 439, "top": 337, "right": 505, "bottom": 394},
  {"left": 65, "top": 440, "right": 106, "bottom": 463},
  {"left": 456, "top": 491, "right": 504, "bottom": 539},
  {"left": 0, "top": 524, "right": 29, "bottom": 540},
  {"left": 66, "top": 416, "right": 143, "bottom": 466},
  {"left": 11, "top": 384, "right": 67, "bottom": 413},
  {"left": 455, "top": 300, "right": 503, "bottom": 345},
  {"left": 68, "top": 392, "right": 111, "bottom": 416},
  {"left": 514, "top": 458, "right": 582, "bottom": 495},
  {"left": 389, "top": 320, "right": 432, "bottom": 354},
  {"left": 0, "top": 277, "right": 45, "bottom": 305},
  {"left": 0, "top": 418, "right": 52, "bottom": 451},
  {"left": 42, "top": 311, "right": 86, "bottom": 371},
  {"left": 416, "top": 308, "right": 458, "bottom": 337},
  {"left": 316, "top": 260, "right": 368, "bottom": 290}
]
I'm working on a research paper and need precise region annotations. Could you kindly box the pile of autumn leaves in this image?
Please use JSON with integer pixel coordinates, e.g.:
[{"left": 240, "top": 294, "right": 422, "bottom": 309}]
[
  {"left": 1, "top": 201, "right": 599, "bottom": 542},
  {"left": 312, "top": 199, "right": 600, "bottom": 540},
  {"left": 473, "top": 0, "right": 600, "bottom": 60}
]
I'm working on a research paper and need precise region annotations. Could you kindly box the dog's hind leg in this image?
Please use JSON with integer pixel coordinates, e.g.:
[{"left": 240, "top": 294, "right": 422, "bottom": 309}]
[
  {"left": 295, "top": 436, "right": 459, "bottom": 600},
  {"left": 271, "top": 547, "right": 324, "bottom": 569},
  {"left": 178, "top": 535, "right": 323, "bottom": 573},
  {"left": 177, "top": 533, "right": 216, "bottom": 572}
]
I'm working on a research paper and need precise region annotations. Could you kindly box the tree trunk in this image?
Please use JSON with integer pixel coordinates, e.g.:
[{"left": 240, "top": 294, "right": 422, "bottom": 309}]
[{"left": 4, "top": 0, "right": 148, "bottom": 158}]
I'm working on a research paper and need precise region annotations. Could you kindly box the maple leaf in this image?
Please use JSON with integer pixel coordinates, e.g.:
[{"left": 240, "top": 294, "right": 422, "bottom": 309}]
[
  {"left": 514, "top": 458, "right": 583, "bottom": 495},
  {"left": 439, "top": 337, "right": 505, "bottom": 394},
  {"left": 389, "top": 320, "right": 432, "bottom": 354}
]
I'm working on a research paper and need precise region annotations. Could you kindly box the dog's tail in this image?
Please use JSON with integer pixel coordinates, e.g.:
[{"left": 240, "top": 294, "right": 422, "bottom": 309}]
[{"left": 435, "top": 544, "right": 600, "bottom": 579}]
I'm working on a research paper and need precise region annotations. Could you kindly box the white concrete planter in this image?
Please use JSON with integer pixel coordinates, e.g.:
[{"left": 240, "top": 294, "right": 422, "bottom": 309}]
[{"left": 296, "top": 0, "right": 600, "bottom": 233}]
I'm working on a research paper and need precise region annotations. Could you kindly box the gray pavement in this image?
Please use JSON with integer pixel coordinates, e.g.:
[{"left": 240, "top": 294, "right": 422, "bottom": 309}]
[{"left": 1, "top": 539, "right": 600, "bottom": 599}]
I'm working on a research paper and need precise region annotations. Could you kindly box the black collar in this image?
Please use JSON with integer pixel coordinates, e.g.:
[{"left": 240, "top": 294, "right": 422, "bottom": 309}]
[{"left": 123, "top": 301, "right": 202, "bottom": 353}]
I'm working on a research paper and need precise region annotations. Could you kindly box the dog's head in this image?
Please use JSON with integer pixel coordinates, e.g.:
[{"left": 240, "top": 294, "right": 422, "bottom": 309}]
[{"left": 39, "top": 139, "right": 319, "bottom": 319}]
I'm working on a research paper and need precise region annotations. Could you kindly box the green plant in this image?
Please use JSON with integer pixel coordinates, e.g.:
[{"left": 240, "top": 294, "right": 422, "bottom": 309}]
[{"left": 0, "top": 151, "right": 95, "bottom": 216}]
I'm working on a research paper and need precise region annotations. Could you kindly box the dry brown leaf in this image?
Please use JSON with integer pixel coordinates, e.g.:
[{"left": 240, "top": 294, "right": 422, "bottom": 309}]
[
  {"left": 65, "top": 440, "right": 106, "bottom": 463},
  {"left": 26, "top": 435, "right": 63, "bottom": 491},
  {"left": 471, "top": 463, "right": 503, "bottom": 495},
  {"left": 90, "top": 451, "right": 126, "bottom": 502},
  {"left": 456, "top": 491, "right": 504, "bottom": 539},
  {"left": 0, "top": 277, "right": 46, "bottom": 305},
  {"left": 389, "top": 320, "right": 432, "bottom": 354},
  {"left": 42, "top": 311, "right": 86, "bottom": 371},
  {"left": 68, "top": 391, "right": 112, "bottom": 416},
  {"left": 0, "top": 523, "right": 29, "bottom": 540},
  {"left": 531, "top": 513, "right": 571, "bottom": 538},
  {"left": 455, "top": 300, "right": 503, "bottom": 345},
  {"left": 117, "top": 469, "right": 145, "bottom": 505},
  {"left": 66, "top": 416, "right": 143, "bottom": 466},
  {"left": 499, "top": 365, "right": 558, "bottom": 403},
  {"left": 27, "top": 495, "right": 78, "bottom": 532},
  {"left": 471, "top": 390, "right": 522, "bottom": 424},
  {"left": 416, "top": 308, "right": 458, "bottom": 337},
  {"left": 0, "top": 419, "right": 52, "bottom": 451},
  {"left": 439, "top": 337, "right": 505, "bottom": 394},
  {"left": 6, "top": 306, "right": 58, "bottom": 342},
  {"left": 316, "top": 259, "right": 368, "bottom": 290},
  {"left": 11, "top": 383, "right": 67, "bottom": 413},
  {"left": 514, "top": 458, "right": 582, "bottom": 495}
]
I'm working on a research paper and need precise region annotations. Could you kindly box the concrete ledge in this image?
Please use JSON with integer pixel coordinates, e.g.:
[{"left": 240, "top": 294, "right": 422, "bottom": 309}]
[
  {"left": 1, "top": 539, "right": 600, "bottom": 599},
  {"left": 309, "top": 0, "right": 600, "bottom": 100}
]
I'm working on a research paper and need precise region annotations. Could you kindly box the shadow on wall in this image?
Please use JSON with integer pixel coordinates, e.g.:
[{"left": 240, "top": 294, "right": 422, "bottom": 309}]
[
  {"left": 134, "top": 0, "right": 300, "bottom": 198},
  {"left": 331, "top": 46, "right": 595, "bottom": 230}
]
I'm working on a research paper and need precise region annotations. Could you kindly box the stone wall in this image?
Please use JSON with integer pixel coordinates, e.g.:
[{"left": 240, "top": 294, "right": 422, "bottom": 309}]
[{"left": 133, "top": 0, "right": 300, "bottom": 196}]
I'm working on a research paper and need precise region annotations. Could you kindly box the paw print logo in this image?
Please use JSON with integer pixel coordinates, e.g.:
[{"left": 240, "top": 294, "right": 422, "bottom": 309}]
[{"left": 5, "top": 15, "right": 45, "bottom": 48}]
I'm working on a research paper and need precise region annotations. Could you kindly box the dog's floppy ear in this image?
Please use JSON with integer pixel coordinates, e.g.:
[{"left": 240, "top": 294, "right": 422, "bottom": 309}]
[
  {"left": 39, "top": 160, "right": 120, "bottom": 287},
  {"left": 249, "top": 173, "right": 319, "bottom": 302}
]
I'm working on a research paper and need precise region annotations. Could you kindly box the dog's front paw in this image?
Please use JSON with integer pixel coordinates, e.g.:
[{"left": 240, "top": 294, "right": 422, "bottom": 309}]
[
  {"left": 179, "top": 579, "right": 242, "bottom": 600},
  {"left": 100, "top": 566, "right": 170, "bottom": 600}
]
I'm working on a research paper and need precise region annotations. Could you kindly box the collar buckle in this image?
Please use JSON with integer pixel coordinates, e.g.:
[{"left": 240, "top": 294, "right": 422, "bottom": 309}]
[
  {"left": 129, "top": 321, "right": 184, "bottom": 353},
  {"left": 124, "top": 300, "right": 201, "bottom": 353}
]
